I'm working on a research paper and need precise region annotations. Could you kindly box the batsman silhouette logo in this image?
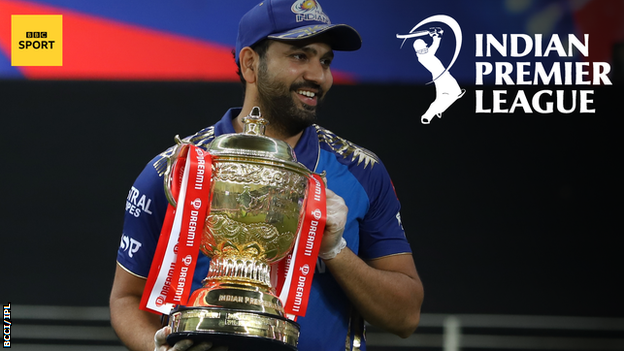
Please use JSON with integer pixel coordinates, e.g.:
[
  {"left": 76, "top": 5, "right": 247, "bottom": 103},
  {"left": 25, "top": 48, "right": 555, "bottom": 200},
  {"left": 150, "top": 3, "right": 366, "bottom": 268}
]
[{"left": 397, "top": 15, "right": 464, "bottom": 124}]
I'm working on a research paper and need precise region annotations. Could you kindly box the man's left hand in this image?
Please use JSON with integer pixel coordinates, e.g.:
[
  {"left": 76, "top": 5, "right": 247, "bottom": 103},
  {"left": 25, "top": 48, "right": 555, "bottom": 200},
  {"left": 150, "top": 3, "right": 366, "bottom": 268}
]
[{"left": 319, "top": 189, "right": 348, "bottom": 260}]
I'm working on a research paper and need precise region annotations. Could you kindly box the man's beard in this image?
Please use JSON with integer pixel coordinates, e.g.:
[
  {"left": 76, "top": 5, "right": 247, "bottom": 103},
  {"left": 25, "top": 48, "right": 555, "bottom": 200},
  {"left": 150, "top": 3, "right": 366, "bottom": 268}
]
[{"left": 256, "top": 61, "right": 324, "bottom": 137}]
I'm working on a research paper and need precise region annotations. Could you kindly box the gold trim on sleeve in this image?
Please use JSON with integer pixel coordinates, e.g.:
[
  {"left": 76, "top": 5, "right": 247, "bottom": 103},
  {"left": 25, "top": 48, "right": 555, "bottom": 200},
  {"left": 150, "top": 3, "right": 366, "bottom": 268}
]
[
  {"left": 365, "top": 252, "right": 412, "bottom": 262},
  {"left": 117, "top": 261, "right": 148, "bottom": 279}
]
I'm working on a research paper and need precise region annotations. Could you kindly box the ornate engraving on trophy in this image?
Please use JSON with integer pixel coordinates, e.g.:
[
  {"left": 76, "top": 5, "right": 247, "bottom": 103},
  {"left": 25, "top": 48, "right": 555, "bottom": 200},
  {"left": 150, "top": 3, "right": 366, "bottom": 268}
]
[{"left": 198, "top": 161, "right": 307, "bottom": 290}]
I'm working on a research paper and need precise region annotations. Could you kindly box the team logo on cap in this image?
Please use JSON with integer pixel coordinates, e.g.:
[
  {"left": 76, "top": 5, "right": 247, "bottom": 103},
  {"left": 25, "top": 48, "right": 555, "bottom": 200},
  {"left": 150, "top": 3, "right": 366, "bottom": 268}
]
[{"left": 291, "top": 0, "right": 330, "bottom": 24}]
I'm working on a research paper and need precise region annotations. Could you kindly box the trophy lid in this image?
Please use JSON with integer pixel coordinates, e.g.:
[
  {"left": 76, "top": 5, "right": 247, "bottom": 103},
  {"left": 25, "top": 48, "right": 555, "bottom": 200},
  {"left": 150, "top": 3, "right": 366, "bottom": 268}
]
[{"left": 207, "top": 107, "right": 303, "bottom": 167}]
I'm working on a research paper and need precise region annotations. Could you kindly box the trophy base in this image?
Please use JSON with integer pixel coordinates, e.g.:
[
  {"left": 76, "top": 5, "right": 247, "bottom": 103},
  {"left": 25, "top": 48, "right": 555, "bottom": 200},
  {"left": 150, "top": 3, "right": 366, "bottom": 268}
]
[{"left": 167, "top": 306, "right": 300, "bottom": 351}]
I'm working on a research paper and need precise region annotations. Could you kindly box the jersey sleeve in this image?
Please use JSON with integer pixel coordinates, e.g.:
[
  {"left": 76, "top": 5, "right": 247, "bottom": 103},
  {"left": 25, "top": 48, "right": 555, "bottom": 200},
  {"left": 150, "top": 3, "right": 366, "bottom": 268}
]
[
  {"left": 116, "top": 155, "right": 170, "bottom": 278},
  {"left": 357, "top": 160, "right": 411, "bottom": 261}
]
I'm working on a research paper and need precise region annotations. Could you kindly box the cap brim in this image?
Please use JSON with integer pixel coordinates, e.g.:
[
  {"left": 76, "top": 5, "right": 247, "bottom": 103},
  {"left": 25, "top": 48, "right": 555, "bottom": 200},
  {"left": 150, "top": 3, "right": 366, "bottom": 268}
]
[{"left": 268, "top": 23, "right": 362, "bottom": 51}]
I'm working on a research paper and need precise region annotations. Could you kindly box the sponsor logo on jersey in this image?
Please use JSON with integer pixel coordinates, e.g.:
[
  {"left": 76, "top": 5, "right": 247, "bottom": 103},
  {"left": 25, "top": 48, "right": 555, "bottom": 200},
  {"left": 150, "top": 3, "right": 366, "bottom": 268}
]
[
  {"left": 120, "top": 234, "right": 142, "bottom": 258},
  {"left": 126, "top": 186, "right": 153, "bottom": 218},
  {"left": 396, "top": 211, "right": 404, "bottom": 231}
]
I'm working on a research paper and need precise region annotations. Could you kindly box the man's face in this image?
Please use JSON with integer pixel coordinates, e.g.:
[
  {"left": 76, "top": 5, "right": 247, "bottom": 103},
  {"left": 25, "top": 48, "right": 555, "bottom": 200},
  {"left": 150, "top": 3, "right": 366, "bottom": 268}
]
[{"left": 256, "top": 40, "right": 334, "bottom": 137}]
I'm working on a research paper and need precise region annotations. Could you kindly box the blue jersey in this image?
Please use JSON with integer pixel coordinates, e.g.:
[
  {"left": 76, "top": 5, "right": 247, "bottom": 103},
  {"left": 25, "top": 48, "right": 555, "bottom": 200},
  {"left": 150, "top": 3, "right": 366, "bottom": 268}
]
[{"left": 117, "top": 108, "right": 411, "bottom": 351}]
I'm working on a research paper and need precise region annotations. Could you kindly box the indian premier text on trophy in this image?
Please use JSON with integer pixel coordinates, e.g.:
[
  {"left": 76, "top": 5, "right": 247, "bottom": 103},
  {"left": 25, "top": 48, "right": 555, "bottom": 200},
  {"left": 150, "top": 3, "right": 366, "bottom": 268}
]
[{"left": 141, "top": 107, "right": 327, "bottom": 351}]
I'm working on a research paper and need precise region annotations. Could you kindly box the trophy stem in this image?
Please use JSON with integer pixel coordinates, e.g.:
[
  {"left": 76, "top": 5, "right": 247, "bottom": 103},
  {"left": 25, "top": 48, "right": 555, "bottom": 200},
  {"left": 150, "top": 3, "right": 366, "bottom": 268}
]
[
  {"left": 205, "top": 254, "right": 273, "bottom": 290},
  {"left": 187, "top": 254, "right": 286, "bottom": 317}
]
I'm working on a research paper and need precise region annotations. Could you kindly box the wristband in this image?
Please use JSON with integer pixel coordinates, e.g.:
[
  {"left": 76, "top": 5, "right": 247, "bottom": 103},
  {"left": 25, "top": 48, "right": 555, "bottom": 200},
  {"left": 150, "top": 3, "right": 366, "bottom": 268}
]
[{"left": 318, "top": 237, "right": 347, "bottom": 260}]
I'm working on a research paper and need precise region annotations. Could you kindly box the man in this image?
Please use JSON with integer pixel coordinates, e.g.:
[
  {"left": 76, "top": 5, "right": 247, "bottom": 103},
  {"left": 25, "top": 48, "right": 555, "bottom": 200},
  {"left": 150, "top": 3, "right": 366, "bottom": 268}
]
[{"left": 110, "top": 1, "right": 424, "bottom": 350}]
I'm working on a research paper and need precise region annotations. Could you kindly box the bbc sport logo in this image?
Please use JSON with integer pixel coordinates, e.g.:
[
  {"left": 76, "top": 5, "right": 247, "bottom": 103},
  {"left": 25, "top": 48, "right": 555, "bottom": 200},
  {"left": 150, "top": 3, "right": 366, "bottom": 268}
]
[{"left": 11, "top": 14, "right": 63, "bottom": 66}]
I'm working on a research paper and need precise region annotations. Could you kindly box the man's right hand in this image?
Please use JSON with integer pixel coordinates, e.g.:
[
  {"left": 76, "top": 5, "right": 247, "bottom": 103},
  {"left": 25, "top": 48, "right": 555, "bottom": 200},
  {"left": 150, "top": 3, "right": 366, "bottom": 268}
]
[{"left": 154, "top": 326, "right": 218, "bottom": 351}]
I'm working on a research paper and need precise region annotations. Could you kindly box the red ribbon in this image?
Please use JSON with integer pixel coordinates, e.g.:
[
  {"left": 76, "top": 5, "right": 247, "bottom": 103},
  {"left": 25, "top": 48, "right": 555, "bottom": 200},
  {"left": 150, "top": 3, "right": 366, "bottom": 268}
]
[
  {"left": 166, "top": 146, "right": 212, "bottom": 304},
  {"left": 140, "top": 144, "right": 212, "bottom": 314},
  {"left": 278, "top": 173, "right": 326, "bottom": 317}
]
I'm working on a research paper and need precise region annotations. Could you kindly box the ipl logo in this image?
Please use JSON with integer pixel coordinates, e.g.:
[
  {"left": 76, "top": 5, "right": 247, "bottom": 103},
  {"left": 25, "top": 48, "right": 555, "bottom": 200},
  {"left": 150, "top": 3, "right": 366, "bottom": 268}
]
[{"left": 397, "top": 15, "right": 465, "bottom": 124}]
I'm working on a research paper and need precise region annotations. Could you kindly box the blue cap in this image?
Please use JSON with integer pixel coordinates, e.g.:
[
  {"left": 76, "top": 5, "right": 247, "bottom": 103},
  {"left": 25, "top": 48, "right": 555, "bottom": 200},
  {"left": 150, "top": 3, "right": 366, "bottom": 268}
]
[{"left": 235, "top": 0, "right": 362, "bottom": 62}]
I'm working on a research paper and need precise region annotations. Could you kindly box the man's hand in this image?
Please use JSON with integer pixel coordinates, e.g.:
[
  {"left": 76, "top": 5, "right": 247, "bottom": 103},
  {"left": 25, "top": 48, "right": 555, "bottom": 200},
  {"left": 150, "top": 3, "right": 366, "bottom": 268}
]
[
  {"left": 319, "top": 189, "right": 348, "bottom": 260},
  {"left": 318, "top": 190, "right": 423, "bottom": 337},
  {"left": 154, "top": 326, "right": 221, "bottom": 351}
]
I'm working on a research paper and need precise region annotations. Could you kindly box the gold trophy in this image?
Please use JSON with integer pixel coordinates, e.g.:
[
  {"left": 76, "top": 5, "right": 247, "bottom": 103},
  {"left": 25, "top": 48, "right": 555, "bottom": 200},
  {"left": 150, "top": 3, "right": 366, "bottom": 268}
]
[{"left": 164, "top": 107, "right": 313, "bottom": 350}]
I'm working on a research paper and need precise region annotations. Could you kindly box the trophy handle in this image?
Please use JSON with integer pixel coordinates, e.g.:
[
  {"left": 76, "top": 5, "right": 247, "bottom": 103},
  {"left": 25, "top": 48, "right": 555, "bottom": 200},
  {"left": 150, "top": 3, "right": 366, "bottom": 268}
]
[
  {"left": 163, "top": 135, "right": 192, "bottom": 208},
  {"left": 317, "top": 170, "right": 327, "bottom": 187}
]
